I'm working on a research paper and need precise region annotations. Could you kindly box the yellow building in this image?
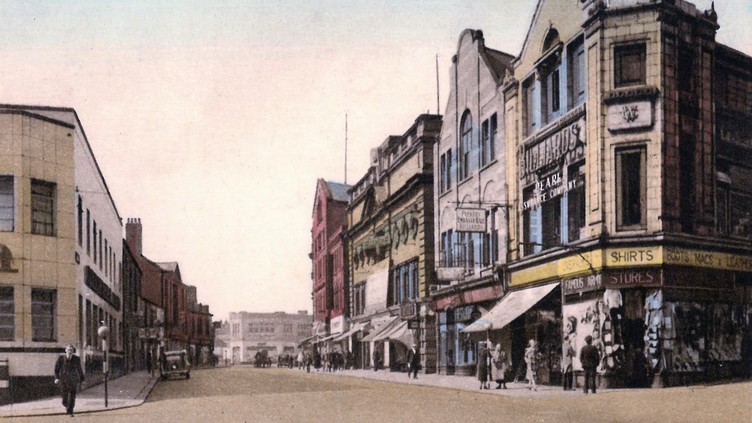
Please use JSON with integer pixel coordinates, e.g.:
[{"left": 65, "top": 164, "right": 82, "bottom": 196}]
[
  {"left": 347, "top": 114, "right": 441, "bottom": 373},
  {"left": 0, "top": 106, "right": 123, "bottom": 403}
]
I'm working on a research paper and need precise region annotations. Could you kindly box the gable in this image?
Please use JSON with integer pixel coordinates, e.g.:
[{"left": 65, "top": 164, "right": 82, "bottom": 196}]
[{"left": 516, "top": 0, "right": 593, "bottom": 73}]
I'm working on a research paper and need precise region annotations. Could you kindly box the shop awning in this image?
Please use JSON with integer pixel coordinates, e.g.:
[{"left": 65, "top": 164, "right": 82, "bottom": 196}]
[
  {"left": 297, "top": 335, "right": 316, "bottom": 347},
  {"left": 332, "top": 322, "right": 367, "bottom": 342},
  {"left": 361, "top": 317, "right": 400, "bottom": 342},
  {"left": 317, "top": 333, "right": 340, "bottom": 343},
  {"left": 462, "top": 282, "right": 560, "bottom": 333},
  {"left": 382, "top": 321, "right": 415, "bottom": 347}
]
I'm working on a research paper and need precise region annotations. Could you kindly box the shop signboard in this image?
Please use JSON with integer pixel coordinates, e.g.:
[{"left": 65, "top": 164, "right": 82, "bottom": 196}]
[
  {"left": 562, "top": 273, "right": 602, "bottom": 295},
  {"left": 603, "top": 268, "right": 662, "bottom": 288},
  {"left": 456, "top": 208, "right": 486, "bottom": 232},
  {"left": 454, "top": 306, "right": 475, "bottom": 322}
]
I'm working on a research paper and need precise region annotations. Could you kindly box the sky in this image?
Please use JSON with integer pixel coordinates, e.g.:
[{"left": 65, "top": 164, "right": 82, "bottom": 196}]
[{"left": 1, "top": 0, "right": 750, "bottom": 322}]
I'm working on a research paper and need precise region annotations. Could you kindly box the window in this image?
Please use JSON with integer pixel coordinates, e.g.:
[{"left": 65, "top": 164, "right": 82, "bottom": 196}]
[
  {"left": 353, "top": 282, "right": 366, "bottom": 316},
  {"left": 679, "top": 133, "right": 695, "bottom": 232},
  {"left": 283, "top": 324, "right": 293, "bottom": 334},
  {"left": 614, "top": 44, "right": 646, "bottom": 88},
  {"left": 481, "top": 114, "right": 497, "bottom": 167},
  {"left": 523, "top": 187, "right": 542, "bottom": 255},
  {"left": 0, "top": 176, "right": 14, "bottom": 232},
  {"left": 440, "top": 229, "right": 454, "bottom": 267},
  {"left": 31, "top": 180, "right": 55, "bottom": 236},
  {"left": 568, "top": 37, "right": 586, "bottom": 109},
  {"left": 77, "top": 196, "right": 83, "bottom": 246},
  {"left": 92, "top": 221, "right": 97, "bottom": 263},
  {"left": 717, "top": 184, "right": 729, "bottom": 236},
  {"left": 523, "top": 78, "right": 537, "bottom": 137},
  {"left": 567, "top": 165, "right": 586, "bottom": 242},
  {"left": 439, "top": 149, "right": 453, "bottom": 193},
  {"left": 86, "top": 210, "right": 91, "bottom": 256},
  {"left": 678, "top": 47, "right": 693, "bottom": 92},
  {"left": 543, "top": 68, "right": 561, "bottom": 124},
  {"left": 482, "top": 229, "right": 498, "bottom": 268},
  {"left": 616, "top": 147, "right": 647, "bottom": 230},
  {"left": 459, "top": 113, "right": 473, "bottom": 180},
  {"left": 0, "top": 287, "right": 14, "bottom": 341},
  {"left": 32, "top": 288, "right": 56, "bottom": 342},
  {"left": 99, "top": 229, "right": 103, "bottom": 269},
  {"left": 390, "top": 260, "right": 419, "bottom": 306}
]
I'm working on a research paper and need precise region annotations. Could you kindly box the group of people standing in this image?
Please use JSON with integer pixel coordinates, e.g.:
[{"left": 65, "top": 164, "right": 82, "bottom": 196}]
[{"left": 476, "top": 341, "right": 510, "bottom": 390}]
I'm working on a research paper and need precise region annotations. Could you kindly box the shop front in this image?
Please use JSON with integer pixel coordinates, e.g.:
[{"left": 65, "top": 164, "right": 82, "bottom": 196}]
[
  {"left": 432, "top": 284, "right": 502, "bottom": 376},
  {"left": 464, "top": 282, "right": 562, "bottom": 385},
  {"left": 560, "top": 261, "right": 752, "bottom": 388}
]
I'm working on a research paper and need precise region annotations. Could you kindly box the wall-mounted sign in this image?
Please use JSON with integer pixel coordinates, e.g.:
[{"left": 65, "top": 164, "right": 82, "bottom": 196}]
[
  {"left": 603, "top": 268, "right": 662, "bottom": 288},
  {"left": 522, "top": 115, "right": 586, "bottom": 178},
  {"left": 400, "top": 302, "right": 417, "bottom": 320},
  {"left": 523, "top": 172, "right": 581, "bottom": 210},
  {"left": 607, "top": 100, "right": 652, "bottom": 131},
  {"left": 456, "top": 208, "right": 487, "bottom": 232},
  {"left": 562, "top": 273, "right": 602, "bottom": 295}
]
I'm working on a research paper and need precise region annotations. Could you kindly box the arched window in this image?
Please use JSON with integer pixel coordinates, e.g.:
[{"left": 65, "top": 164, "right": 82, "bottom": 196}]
[
  {"left": 542, "top": 28, "right": 560, "bottom": 53},
  {"left": 459, "top": 112, "right": 474, "bottom": 180}
]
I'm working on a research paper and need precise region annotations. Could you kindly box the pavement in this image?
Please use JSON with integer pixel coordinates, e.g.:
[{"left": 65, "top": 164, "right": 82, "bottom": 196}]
[
  {"left": 0, "top": 370, "right": 159, "bottom": 418},
  {"left": 0, "top": 365, "right": 619, "bottom": 418}
]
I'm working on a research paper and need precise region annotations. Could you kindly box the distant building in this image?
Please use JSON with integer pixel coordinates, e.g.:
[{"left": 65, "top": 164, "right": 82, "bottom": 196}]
[
  {"left": 184, "top": 285, "right": 213, "bottom": 366},
  {"left": 310, "top": 179, "right": 350, "bottom": 341},
  {"left": 226, "top": 311, "right": 311, "bottom": 364},
  {"left": 122, "top": 240, "right": 143, "bottom": 373}
]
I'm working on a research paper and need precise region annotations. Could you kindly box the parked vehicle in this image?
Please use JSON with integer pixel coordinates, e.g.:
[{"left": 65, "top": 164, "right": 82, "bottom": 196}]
[{"left": 160, "top": 350, "right": 191, "bottom": 380}]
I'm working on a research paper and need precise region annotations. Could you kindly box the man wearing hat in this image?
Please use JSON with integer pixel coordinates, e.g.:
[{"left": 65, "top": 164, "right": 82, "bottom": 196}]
[
  {"left": 580, "top": 335, "right": 600, "bottom": 394},
  {"left": 54, "top": 344, "right": 85, "bottom": 416},
  {"left": 407, "top": 343, "right": 420, "bottom": 379}
]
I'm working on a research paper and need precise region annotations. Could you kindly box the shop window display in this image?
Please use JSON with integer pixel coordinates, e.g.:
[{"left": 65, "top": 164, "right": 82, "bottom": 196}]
[{"left": 563, "top": 290, "right": 626, "bottom": 374}]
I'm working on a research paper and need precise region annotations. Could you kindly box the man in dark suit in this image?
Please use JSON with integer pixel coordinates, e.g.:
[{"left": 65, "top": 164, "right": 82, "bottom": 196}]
[
  {"left": 580, "top": 335, "right": 600, "bottom": 394},
  {"left": 54, "top": 344, "right": 85, "bottom": 416},
  {"left": 407, "top": 343, "right": 420, "bottom": 379}
]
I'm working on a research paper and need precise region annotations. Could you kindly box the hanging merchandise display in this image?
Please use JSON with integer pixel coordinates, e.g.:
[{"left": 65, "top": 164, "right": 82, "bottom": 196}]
[
  {"left": 600, "top": 289, "right": 625, "bottom": 372},
  {"left": 643, "top": 289, "right": 663, "bottom": 372}
]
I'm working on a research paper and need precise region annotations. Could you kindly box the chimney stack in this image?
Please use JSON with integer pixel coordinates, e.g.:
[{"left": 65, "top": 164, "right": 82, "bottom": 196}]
[{"left": 125, "top": 218, "right": 143, "bottom": 256}]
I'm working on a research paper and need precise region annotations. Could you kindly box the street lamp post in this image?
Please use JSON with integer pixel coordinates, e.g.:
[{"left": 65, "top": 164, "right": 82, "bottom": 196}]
[{"left": 97, "top": 325, "right": 110, "bottom": 408}]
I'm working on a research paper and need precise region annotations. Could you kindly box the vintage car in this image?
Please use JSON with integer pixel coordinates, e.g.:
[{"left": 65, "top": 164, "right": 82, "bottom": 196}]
[{"left": 160, "top": 350, "right": 191, "bottom": 380}]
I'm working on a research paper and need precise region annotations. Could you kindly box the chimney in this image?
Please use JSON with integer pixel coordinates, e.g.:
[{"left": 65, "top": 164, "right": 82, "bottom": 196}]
[{"left": 125, "top": 218, "right": 143, "bottom": 255}]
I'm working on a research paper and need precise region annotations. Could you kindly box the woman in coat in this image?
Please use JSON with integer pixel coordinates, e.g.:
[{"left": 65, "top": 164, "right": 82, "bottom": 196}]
[
  {"left": 491, "top": 343, "right": 509, "bottom": 389},
  {"left": 477, "top": 342, "right": 492, "bottom": 389}
]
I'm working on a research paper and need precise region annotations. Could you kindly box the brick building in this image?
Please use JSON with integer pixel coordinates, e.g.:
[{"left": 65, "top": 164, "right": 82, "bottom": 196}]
[{"left": 310, "top": 179, "right": 350, "bottom": 343}]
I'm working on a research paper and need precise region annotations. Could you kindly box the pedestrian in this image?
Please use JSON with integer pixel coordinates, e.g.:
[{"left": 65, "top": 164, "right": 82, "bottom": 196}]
[
  {"left": 407, "top": 343, "right": 420, "bottom": 379},
  {"left": 580, "top": 335, "right": 600, "bottom": 394},
  {"left": 372, "top": 348, "right": 381, "bottom": 372},
  {"left": 524, "top": 339, "right": 539, "bottom": 391},
  {"left": 630, "top": 347, "right": 650, "bottom": 388},
  {"left": 54, "top": 344, "right": 85, "bottom": 416},
  {"left": 561, "top": 325, "right": 576, "bottom": 390},
  {"left": 491, "top": 343, "right": 509, "bottom": 389},
  {"left": 146, "top": 351, "right": 154, "bottom": 376},
  {"left": 313, "top": 349, "right": 321, "bottom": 371},
  {"left": 477, "top": 342, "right": 492, "bottom": 389}
]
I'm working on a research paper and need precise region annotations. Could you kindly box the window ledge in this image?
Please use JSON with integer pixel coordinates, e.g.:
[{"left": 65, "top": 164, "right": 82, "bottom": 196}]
[{"left": 479, "top": 159, "right": 499, "bottom": 173}]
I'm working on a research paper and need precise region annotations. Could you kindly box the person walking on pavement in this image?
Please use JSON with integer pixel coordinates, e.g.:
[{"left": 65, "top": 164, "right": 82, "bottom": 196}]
[
  {"left": 407, "top": 343, "right": 420, "bottom": 379},
  {"left": 491, "top": 343, "right": 509, "bottom": 389},
  {"left": 54, "top": 344, "right": 85, "bottom": 417},
  {"left": 477, "top": 342, "right": 492, "bottom": 389},
  {"left": 580, "top": 335, "right": 601, "bottom": 394},
  {"left": 372, "top": 348, "right": 381, "bottom": 372},
  {"left": 524, "top": 339, "right": 539, "bottom": 391}
]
